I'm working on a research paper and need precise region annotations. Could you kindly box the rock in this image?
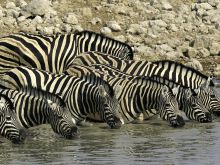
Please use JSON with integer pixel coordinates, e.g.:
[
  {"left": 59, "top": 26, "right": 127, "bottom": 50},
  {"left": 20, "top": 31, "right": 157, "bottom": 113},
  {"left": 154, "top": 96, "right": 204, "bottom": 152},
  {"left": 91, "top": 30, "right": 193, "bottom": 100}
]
[
  {"left": 40, "top": 26, "right": 54, "bottom": 35},
  {"left": 161, "top": 1, "right": 173, "bottom": 10},
  {"left": 22, "top": 0, "right": 54, "bottom": 17},
  {"left": 0, "top": 9, "right": 5, "bottom": 17},
  {"left": 72, "top": 25, "right": 83, "bottom": 32},
  {"left": 82, "top": 7, "right": 92, "bottom": 17},
  {"left": 61, "top": 24, "right": 72, "bottom": 33},
  {"left": 32, "top": 15, "right": 44, "bottom": 24},
  {"left": 17, "top": 15, "right": 26, "bottom": 23},
  {"left": 16, "top": 0, "right": 27, "bottom": 8},
  {"left": 114, "top": 6, "right": 128, "bottom": 15},
  {"left": 6, "top": 9, "right": 20, "bottom": 18},
  {"left": 3, "top": 16, "right": 17, "bottom": 27},
  {"left": 197, "top": 48, "right": 210, "bottom": 57},
  {"left": 197, "top": 3, "right": 213, "bottom": 10},
  {"left": 187, "top": 47, "right": 198, "bottom": 58},
  {"left": 6, "top": 2, "right": 16, "bottom": 9},
  {"left": 90, "top": 17, "right": 102, "bottom": 25},
  {"left": 193, "top": 36, "right": 210, "bottom": 49},
  {"left": 209, "top": 42, "right": 220, "bottom": 55},
  {"left": 106, "top": 21, "right": 121, "bottom": 32},
  {"left": 196, "top": 8, "right": 207, "bottom": 17},
  {"left": 208, "top": 0, "right": 219, "bottom": 7},
  {"left": 160, "top": 44, "right": 173, "bottom": 52},
  {"left": 126, "top": 34, "right": 143, "bottom": 46},
  {"left": 135, "top": 45, "right": 154, "bottom": 55},
  {"left": 63, "top": 13, "right": 78, "bottom": 25},
  {"left": 149, "top": 20, "right": 167, "bottom": 28},
  {"left": 164, "top": 51, "right": 180, "bottom": 60},
  {"left": 114, "top": 35, "right": 126, "bottom": 43},
  {"left": 127, "top": 24, "right": 147, "bottom": 35},
  {"left": 168, "top": 24, "right": 178, "bottom": 32},
  {"left": 100, "top": 27, "right": 112, "bottom": 35},
  {"left": 185, "top": 59, "right": 203, "bottom": 71},
  {"left": 24, "top": 25, "right": 37, "bottom": 33}
]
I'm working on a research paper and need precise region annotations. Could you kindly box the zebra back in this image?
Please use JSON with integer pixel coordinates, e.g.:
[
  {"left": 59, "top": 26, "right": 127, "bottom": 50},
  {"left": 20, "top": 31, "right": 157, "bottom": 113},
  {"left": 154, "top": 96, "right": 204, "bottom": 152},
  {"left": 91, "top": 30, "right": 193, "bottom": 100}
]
[
  {"left": 150, "top": 60, "right": 213, "bottom": 89},
  {"left": 74, "top": 31, "right": 133, "bottom": 59}
]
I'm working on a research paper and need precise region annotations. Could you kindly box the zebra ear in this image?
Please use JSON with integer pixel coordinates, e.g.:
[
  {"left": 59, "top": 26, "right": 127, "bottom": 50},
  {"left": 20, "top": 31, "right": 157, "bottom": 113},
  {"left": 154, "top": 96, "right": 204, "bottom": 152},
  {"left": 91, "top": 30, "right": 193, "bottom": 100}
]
[
  {"left": 172, "top": 85, "right": 180, "bottom": 96},
  {"left": 161, "top": 85, "right": 169, "bottom": 96},
  {"left": 114, "top": 85, "right": 122, "bottom": 99},
  {"left": 98, "top": 85, "right": 107, "bottom": 97}
]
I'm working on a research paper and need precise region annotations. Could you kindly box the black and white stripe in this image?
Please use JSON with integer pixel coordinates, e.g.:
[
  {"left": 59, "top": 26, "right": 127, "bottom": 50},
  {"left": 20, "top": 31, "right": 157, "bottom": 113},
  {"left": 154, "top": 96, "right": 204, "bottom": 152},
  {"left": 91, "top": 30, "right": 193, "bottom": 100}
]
[
  {"left": 64, "top": 65, "right": 185, "bottom": 127},
  {"left": 0, "top": 86, "right": 79, "bottom": 141},
  {"left": 72, "top": 51, "right": 220, "bottom": 115},
  {"left": 1, "top": 66, "right": 122, "bottom": 129},
  {"left": 0, "top": 31, "right": 133, "bottom": 74},
  {"left": 0, "top": 93, "right": 25, "bottom": 144}
]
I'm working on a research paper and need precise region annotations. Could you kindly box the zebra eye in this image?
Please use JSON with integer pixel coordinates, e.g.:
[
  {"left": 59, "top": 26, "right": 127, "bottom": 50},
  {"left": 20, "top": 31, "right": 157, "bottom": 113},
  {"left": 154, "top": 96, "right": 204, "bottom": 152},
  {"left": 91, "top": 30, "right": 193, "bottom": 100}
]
[
  {"left": 210, "top": 95, "right": 216, "bottom": 98},
  {"left": 165, "top": 104, "right": 170, "bottom": 107},
  {"left": 6, "top": 116, "right": 11, "bottom": 121}
]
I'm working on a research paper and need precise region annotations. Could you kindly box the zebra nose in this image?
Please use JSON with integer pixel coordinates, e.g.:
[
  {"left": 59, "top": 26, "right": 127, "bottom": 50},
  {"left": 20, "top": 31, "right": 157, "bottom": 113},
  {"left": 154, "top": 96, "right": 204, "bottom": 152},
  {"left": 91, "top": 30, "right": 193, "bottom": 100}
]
[
  {"left": 66, "top": 127, "right": 78, "bottom": 139},
  {"left": 212, "top": 111, "right": 220, "bottom": 116},
  {"left": 176, "top": 115, "right": 185, "bottom": 127},
  {"left": 204, "top": 112, "right": 213, "bottom": 123},
  {"left": 19, "top": 129, "right": 26, "bottom": 142}
]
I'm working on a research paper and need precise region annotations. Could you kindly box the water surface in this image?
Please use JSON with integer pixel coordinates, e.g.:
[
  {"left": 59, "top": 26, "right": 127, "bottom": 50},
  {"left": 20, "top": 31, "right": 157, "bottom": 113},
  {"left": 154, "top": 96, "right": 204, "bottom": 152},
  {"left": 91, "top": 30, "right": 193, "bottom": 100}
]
[{"left": 0, "top": 87, "right": 220, "bottom": 165}]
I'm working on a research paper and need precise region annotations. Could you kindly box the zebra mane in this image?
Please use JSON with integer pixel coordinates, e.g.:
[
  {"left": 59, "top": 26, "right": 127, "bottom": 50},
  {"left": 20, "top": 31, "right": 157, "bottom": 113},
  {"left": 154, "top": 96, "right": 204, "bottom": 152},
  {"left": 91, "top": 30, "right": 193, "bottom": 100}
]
[
  {"left": 81, "top": 74, "right": 115, "bottom": 97},
  {"left": 75, "top": 30, "right": 134, "bottom": 59},
  {"left": 20, "top": 87, "right": 65, "bottom": 107},
  {"left": 152, "top": 60, "right": 214, "bottom": 86}
]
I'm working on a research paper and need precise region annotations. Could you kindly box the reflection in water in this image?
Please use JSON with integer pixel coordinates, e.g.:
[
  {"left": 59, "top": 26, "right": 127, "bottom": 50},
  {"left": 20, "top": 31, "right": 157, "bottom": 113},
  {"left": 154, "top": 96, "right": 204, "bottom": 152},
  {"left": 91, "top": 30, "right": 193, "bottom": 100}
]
[{"left": 0, "top": 88, "right": 220, "bottom": 165}]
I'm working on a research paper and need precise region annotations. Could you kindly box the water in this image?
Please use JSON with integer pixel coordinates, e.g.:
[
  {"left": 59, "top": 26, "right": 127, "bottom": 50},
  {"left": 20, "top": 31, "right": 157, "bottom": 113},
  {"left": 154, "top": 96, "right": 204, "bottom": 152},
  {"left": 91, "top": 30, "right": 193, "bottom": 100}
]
[{"left": 1, "top": 87, "right": 220, "bottom": 165}]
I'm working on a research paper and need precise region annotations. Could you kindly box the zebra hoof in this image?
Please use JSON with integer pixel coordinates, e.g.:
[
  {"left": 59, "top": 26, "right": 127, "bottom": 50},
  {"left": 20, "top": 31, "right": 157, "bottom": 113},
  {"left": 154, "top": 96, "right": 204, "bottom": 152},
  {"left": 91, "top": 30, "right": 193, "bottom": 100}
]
[
  {"left": 170, "top": 115, "right": 185, "bottom": 128},
  {"left": 11, "top": 129, "right": 26, "bottom": 144},
  {"left": 200, "top": 112, "right": 212, "bottom": 123}
]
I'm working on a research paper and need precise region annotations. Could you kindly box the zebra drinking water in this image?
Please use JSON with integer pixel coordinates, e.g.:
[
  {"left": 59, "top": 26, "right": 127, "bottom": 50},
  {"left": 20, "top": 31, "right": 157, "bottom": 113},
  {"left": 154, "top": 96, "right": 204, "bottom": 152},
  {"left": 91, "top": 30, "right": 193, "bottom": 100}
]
[
  {"left": 71, "top": 51, "right": 220, "bottom": 116},
  {"left": 1, "top": 66, "right": 123, "bottom": 129},
  {"left": 0, "top": 93, "right": 26, "bottom": 144},
  {"left": 0, "top": 86, "right": 78, "bottom": 142},
  {"left": 64, "top": 65, "right": 185, "bottom": 127}
]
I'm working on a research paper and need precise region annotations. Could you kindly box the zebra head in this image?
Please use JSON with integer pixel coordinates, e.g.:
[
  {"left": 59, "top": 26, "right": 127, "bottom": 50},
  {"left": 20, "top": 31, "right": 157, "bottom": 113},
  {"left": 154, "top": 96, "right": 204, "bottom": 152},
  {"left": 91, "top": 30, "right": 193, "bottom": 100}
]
[
  {"left": 158, "top": 86, "right": 185, "bottom": 127},
  {"left": 0, "top": 94, "right": 26, "bottom": 144},
  {"left": 44, "top": 98, "right": 78, "bottom": 139},
  {"left": 98, "top": 84, "right": 123, "bottom": 129},
  {"left": 182, "top": 88, "right": 212, "bottom": 123},
  {"left": 195, "top": 78, "right": 220, "bottom": 116}
]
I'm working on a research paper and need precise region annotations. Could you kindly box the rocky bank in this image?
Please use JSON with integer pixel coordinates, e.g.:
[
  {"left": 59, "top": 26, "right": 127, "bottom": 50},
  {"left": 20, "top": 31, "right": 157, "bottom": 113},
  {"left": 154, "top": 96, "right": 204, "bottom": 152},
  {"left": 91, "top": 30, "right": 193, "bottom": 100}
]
[{"left": 0, "top": 0, "right": 219, "bottom": 78}]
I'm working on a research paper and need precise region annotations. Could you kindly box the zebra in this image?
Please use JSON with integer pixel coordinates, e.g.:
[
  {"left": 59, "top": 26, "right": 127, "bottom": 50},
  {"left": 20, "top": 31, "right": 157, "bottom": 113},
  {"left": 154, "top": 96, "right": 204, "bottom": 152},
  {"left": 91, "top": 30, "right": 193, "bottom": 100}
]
[
  {"left": 0, "top": 31, "right": 133, "bottom": 74},
  {"left": 0, "top": 93, "right": 26, "bottom": 144},
  {"left": 71, "top": 51, "right": 220, "bottom": 116},
  {"left": 1, "top": 66, "right": 123, "bottom": 129},
  {"left": 64, "top": 64, "right": 212, "bottom": 123},
  {"left": 63, "top": 65, "right": 185, "bottom": 127},
  {"left": 74, "top": 30, "right": 133, "bottom": 59},
  {"left": 0, "top": 85, "right": 79, "bottom": 142}
]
